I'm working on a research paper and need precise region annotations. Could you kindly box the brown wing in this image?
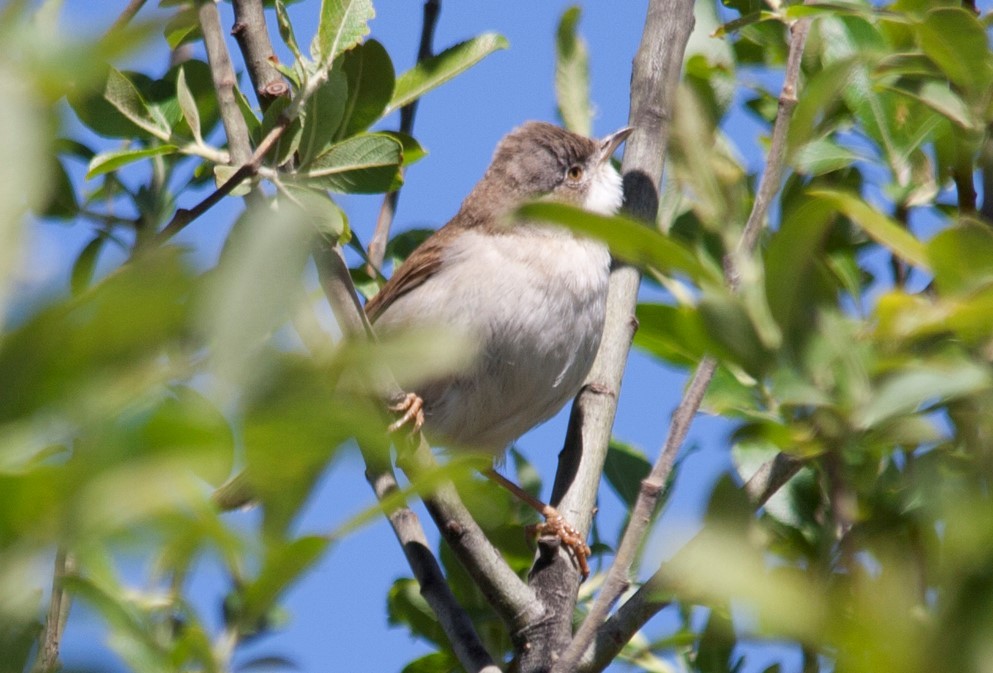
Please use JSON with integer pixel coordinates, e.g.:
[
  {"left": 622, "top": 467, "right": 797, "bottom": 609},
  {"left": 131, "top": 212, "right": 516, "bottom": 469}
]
[{"left": 365, "top": 227, "right": 454, "bottom": 323}]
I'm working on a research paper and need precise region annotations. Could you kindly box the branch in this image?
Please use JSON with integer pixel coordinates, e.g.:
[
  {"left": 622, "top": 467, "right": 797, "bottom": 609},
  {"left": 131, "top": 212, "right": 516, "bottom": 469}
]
[
  {"left": 312, "top": 242, "right": 541, "bottom": 640},
  {"left": 556, "top": 7, "right": 815, "bottom": 673},
  {"left": 231, "top": 0, "right": 289, "bottom": 110},
  {"left": 108, "top": 0, "right": 147, "bottom": 34},
  {"left": 196, "top": 0, "right": 253, "bottom": 166},
  {"left": 32, "top": 549, "right": 74, "bottom": 673},
  {"left": 544, "top": 0, "right": 696, "bottom": 669},
  {"left": 366, "top": 0, "right": 441, "bottom": 274}
]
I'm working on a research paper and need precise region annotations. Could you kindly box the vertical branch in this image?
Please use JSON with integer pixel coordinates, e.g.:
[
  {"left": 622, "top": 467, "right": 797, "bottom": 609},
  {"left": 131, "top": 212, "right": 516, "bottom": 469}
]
[
  {"left": 532, "top": 0, "right": 696, "bottom": 672},
  {"left": 231, "top": 0, "right": 289, "bottom": 111},
  {"left": 366, "top": 0, "right": 441, "bottom": 274},
  {"left": 196, "top": 0, "right": 253, "bottom": 166},
  {"left": 553, "top": 8, "right": 815, "bottom": 673},
  {"left": 33, "top": 550, "right": 74, "bottom": 673}
]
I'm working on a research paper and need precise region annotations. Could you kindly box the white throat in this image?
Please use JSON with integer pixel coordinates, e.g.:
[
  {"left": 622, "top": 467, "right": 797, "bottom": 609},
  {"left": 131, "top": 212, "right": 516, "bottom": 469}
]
[{"left": 583, "top": 162, "right": 624, "bottom": 215}]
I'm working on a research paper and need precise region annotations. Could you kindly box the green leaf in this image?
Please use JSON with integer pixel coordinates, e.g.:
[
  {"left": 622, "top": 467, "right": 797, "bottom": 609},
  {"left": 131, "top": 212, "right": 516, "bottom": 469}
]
[
  {"left": 516, "top": 202, "right": 716, "bottom": 283},
  {"left": 103, "top": 67, "right": 170, "bottom": 139},
  {"left": 792, "top": 137, "right": 862, "bottom": 177},
  {"left": 378, "top": 131, "right": 427, "bottom": 166},
  {"left": 298, "top": 133, "right": 403, "bottom": 193},
  {"left": 298, "top": 69, "right": 348, "bottom": 165},
  {"left": 176, "top": 65, "right": 202, "bottom": 143},
  {"left": 238, "top": 536, "right": 329, "bottom": 629},
  {"left": 339, "top": 39, "right": 395, "bottom": 137},
  {"left": 214, "top": 165, "right": 254, "bottom": 197},
  {"left": 277, "top": 185, "right": 349, "bottom": 242},
  {"left": 809, "top": 189, "right": 929, "bottom": 270},
  {"left": 401, "top": 652, "right": 459, "bottom": 673},
  {"left": 275, "top": 0, "right": 303, "bottom": 62},
  {"left": 555, "top": 6, "right": 591, "bottom": 137},
  {"left": 926, "top": 221, "right": 993, "bottom": 295},
  {"left": 70, "top": 236, "right": 105, "bottom": 295},
  {"left": 164, "top": 5, "right": 200, "bottom": 49},
  {"left": 634, "top": 302, "right": 711, "bottom": 367},
  {"left": 854, "top": 360, "right": 991, "bottom": 430},
  {"left": 888, "top": 80, "right": 976, "bottom": 130},
  {"left": 916, "top": 8, "right": 993, "bottom": 96},
  {"left": 85, "top": 144, "right": 179, "bottom": 179},
  {"left": 387, "top": 33, "right": 509, "bottom": 116},
  {"left": 604, "top": 440, "right": 651, "bottom": 508},
  {"left": 312, "top": 0, "right": 374, "bottom": 64}
]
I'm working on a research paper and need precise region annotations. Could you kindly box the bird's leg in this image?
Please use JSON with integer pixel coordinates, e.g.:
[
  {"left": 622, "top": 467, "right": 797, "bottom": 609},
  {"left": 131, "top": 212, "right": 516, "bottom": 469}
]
[
  {"left": 387, "top": 391, "right": 425, "bottom": 435},
  {"left": 483, "top": 468, "right": 591, "bottom": 579}
]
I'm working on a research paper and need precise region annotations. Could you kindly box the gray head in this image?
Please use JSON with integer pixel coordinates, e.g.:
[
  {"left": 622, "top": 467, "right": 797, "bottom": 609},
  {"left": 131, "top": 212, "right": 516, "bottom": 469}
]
[{"left": 460, "top": 121, "right": 633, "bottom": 223}]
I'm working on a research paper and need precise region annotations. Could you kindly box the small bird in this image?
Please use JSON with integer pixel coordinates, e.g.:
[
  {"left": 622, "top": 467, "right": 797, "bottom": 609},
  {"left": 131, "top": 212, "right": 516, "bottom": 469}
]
[{"left": 366, "top": 121, "right": 632, "bottom": 576}]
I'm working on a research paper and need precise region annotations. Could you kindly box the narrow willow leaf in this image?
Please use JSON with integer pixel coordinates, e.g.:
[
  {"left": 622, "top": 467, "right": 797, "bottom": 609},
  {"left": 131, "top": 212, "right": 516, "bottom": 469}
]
[
  {"left": 887, "top": 80, "right": 975, "bottom": 130},
  {"left": 85, "top": 144, "right": 179, "bottom": 179},
  {"left": 516, "top": 202, "right": 716, "bottom": 283},
  {"left": 604, "top": 440, "right": 651, "bottom": 509},
  {"left": 916, "top": 7, "right": 993, "bottom": 96},
  {"left": 809, "top": 189, "right": 929, "bottom": 270},
  {"left": 792, "top": 138, "right": 862, "bottom": 176},
  {"left": 299, "top": 133, "right": 402, "bottom": 193},
  {"left": 275, "top": 0, "right": 303, "bottom": 62},
  {"left": 175, "top": 66, "right": 201, "bottom": 143},
  {"left": 386, "top": 33, "right": 509, "bottom": 116},
  {"left": 555, "top": 6, "right": 591, "bottom": 137},
  {"left": 103, "top": 67, "right": 170, "bottom": 139},
  {"left": 312, "top": 0, "right": 374, "bottom": 64},
  {"left": 70, "top": 236, "right": 105, "bottom": 295}
]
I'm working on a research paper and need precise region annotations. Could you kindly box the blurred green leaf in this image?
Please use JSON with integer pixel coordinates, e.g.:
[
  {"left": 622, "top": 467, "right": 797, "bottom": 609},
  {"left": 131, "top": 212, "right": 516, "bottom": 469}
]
[
  {"left": 312, "top": 0, "right": 374, "bottom": 64},
  {"left": 555, "top": 6, "right": 591, "bottom": 137},
  {"left": 926, "top": 221, "right": 993, "bottom": 295},
  {"left": 809, "top": 189, "right": 928, "bottom": 269},
  {"left": 634, "top": 302, "right": 711, "bottom": 367},
  {"left": 238, "top": 536, "right": 329, "bottom": 630},
  {"left": 85, "top": 144, "right": 179, "bottom": 179},
  {"left": 604, "top": 440, "right": 651, "bottom": 509},
  {"left": 792, "top": 138, "right": 862, "bottom": 177},
  {"left": 176, "top": 65, "right": 202, "bottom": 143},
  {"left": 298, "top": 133, "right": 403, "bottom": 193},
  {"left": 915, "top": 8, "right": 993, "bottom": 96},
  {"left": 387, "top": 33, "right": 509, "bottom": 116},
  {"left": 517, "top": 202, "right": 716, "bottom": 283},
  {"left": 70, "top": 236, "right": 105, "bottom": 295},
  {"left": 401, "top": 651, "right": 459, "bottom": 673}
]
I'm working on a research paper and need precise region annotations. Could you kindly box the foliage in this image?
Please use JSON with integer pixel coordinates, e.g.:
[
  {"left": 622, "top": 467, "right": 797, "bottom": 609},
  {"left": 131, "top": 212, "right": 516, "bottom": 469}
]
[{"left": 7, "top": 0, "right": 993, "bottom": 673}]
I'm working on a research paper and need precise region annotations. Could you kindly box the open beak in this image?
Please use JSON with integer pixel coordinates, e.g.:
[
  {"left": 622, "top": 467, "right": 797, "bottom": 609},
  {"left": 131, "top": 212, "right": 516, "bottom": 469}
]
[{"left": 598, "top": 127, "right": 634, "bottom": 164}]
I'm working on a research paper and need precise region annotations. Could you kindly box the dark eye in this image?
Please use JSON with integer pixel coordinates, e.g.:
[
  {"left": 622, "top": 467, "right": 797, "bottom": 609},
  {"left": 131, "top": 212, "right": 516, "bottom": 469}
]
[{"left": 567, "top": 165, "right": 584, "bottom": 181}]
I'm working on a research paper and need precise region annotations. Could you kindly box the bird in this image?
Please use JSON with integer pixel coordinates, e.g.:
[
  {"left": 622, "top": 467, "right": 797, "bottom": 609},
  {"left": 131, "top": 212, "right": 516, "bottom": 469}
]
[{"left": 365, "top": 121, "right": 633, "bottom": 577}]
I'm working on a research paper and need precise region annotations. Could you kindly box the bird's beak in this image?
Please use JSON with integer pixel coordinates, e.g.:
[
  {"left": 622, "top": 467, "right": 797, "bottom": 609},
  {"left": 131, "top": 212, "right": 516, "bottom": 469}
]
[{"left": 598, "top": 127, "right": 634, "bottom": 164}]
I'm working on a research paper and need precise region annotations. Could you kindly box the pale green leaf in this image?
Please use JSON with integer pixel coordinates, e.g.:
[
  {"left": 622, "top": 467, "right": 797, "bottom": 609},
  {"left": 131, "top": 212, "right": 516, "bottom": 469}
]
[
  {"left": 103, "top": 67, "right": 170, "bottom": 139},
  {"left": 809, "top": 189, "right": 929, "bottom": 270},
  {"left": 175, "top": 66, "right": 201, "bottom": 143},
  {"left": 85, "top": 144, "right": 179, "bottom": 179},
  {"left": 298, "top": 69, "right": 348, "bottom": 165},
  {"left": 555, "top": 6, "right": 591, "bottom": 137},
  {"left": 213, "top": 165, "right": 253, "bottom": 197},
  {"left": 516, "top": 202, "right": 716, "bottom": 283},
  {"left": 312, "top": 0, "right": 374, "bottom": 64},
  {"left": 386, "top": 33, "right": 509, "bottom": 116},
  {"left": 916, "top": 7, "right": 993, "bottom": 96},
  {"left": 792, "top": 138, "right": 862, "bottom": 176}
]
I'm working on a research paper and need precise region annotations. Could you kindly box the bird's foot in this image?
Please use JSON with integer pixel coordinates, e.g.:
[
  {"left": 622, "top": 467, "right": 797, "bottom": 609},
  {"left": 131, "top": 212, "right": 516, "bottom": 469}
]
[
  {"left": 528, "top": 506, "right": 591, "bottom": 580},
  {"left": 387, "top": 391, "right": 425, "bottom": 435}
]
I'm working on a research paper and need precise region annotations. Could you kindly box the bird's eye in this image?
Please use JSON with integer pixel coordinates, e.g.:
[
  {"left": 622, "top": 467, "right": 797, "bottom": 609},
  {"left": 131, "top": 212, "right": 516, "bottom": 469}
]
[{"left": 567, "top": 165, "right": 584, "bottom": 181}]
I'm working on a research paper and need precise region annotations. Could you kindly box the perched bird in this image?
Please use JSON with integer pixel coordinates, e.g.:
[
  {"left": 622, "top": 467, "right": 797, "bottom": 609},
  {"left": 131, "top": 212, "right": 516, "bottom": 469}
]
[{"left": 366, "top": 121, "right": 632, "bottom": 576}]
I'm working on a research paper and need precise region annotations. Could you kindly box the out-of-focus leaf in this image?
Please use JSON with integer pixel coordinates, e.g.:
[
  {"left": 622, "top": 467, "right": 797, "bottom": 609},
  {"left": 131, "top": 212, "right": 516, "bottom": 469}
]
[
  {"left": 298, "top": 69, "right": 348, "bottom": 165},
  {"left": 634, "top": 302, "right": 711, "bottom": 367},
  {"left": 339, "top": 39, "right": 395, "bottom": 137},
  {"left": 888, "top": 80, "right": 976, "bottom": 130},
  {"left": 298, "top": 133, "right": 403, "bottom": 193},
  {"left": 604, "top": 440, "right": 651, "bottom": 509},
  {"left": 176, "top": 66, "right": 202, "bottom": 142},
  {"left": 926, "top": 222, "right": 993, "bottom": 295},
  {"left": 517, "top": 202, "right": 717, "bottom": 284},
  {"left": 70, "top": 236, "right": 105, "bottom": 295},
  {"left": 401, "top": 651, "right": 459, "bottom": 673},
  {"left": 277, "top": 185, "right": 349, "bottom": 242},
  {"left": 915, "top": 8, "right": 993, "bottom": 96},
  {"left": 378, "top": 131, "right": 426, "bottom": 166},
  {"left": 238, "top": 536, "right": 329, "bottom": 629},
  {"left": 164, "top": 6, "right": 200, "bottom": 49},
  {"left": 85, "top": 144, "right": 179, "bottom": 179},
  {"left": 555, "top": 6, "right": 591, "bottom": 137},
  {"left": 312, "top": 0, "right": 374, "bottom": 64},
  {"left": 792, "top": 138, "right": 862, "bottom": 176},
  {"left": 387, "top": 33, "right": 509, "bottom": 116},
  {"left": 855, "top": 361, "right": 991, "bottom": 430},
  {"left": 39, "top": 157, "right": 77, "bottom": 220},
  {"left": 809, "top": 189, "right": 928, "bottom": 269},
  {"left": 388, "top": 578, "right": 445, "bottom": 648}
]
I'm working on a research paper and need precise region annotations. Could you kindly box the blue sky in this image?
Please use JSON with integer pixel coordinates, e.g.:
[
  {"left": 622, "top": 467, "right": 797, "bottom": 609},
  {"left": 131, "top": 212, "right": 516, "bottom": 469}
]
[{"left": 40, "top": 1, "right": 803, "bottom": 671}]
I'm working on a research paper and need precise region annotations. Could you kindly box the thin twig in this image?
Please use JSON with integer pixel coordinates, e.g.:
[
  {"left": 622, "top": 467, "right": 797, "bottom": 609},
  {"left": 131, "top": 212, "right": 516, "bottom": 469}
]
[
  {"left": 108, "top": 0, "right": 146, "bottom": 34},
  {"left": 231, "top": 0, "right": 289, "bottom": 110},
  {"left": 554, "top": 8, "right": 815, "bottom": 673},
  {"left": 366, "top": 0, "right": 441, "bottom": 275},
  {"left": 34, "top": 549, "right": 74, "bottom": 673}
]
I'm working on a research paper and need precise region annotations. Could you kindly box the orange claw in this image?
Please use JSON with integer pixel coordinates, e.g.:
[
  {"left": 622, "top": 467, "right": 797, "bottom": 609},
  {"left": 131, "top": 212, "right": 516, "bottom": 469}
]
[
  {"left": 528, "top": 507, "right": 592, "bottom": 580},
  {"left": 387, "top": 392, "right": 425, "bottom": 435}
]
